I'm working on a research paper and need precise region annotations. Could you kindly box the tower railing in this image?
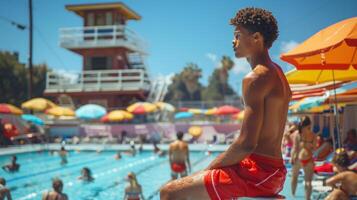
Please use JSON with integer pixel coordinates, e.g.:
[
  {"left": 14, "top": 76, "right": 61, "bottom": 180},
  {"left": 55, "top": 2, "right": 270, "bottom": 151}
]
[
  {"left": 45, "top": 69, "right": 150, "bottom": 93},
  {"left": 59, "top": 25, "right": 147, "bottom": 53}
]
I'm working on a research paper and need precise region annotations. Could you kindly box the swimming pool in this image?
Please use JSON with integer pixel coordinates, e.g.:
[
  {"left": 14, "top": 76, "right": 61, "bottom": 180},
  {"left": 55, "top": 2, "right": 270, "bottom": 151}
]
[{"left": 0, "top": 149, "right": 309, "bottom": 200}]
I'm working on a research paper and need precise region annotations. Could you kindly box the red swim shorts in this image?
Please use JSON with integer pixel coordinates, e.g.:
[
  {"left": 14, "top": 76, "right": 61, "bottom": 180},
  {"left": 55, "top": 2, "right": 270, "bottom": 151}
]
[
  {"left": 171, "top": 163, "right": 186, "bottom": 173},
  {"left": 204, "top": 153, "right": 287, "bottom": 199}
]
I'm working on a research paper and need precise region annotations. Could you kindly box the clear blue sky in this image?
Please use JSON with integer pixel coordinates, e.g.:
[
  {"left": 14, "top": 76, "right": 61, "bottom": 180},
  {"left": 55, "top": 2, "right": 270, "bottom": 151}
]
[{"left": 0, "top": 0, "right": 356, "bottom": 95}]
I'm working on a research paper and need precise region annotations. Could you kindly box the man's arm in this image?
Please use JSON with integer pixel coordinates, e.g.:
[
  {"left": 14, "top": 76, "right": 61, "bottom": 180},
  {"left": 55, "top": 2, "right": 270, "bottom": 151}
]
[
  {"left": 326, "top": 172, "right": 346, "bottom": 187},
  {"left": 206, "top": 72, "right": 270, "bottom": 170}
]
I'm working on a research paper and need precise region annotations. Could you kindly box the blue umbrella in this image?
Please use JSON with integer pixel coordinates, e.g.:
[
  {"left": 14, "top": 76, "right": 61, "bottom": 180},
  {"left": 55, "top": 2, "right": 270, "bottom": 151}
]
[
  {"left": 174, "top": 112, "right": 193, "bottom": 119},
  {"left": 75, "top": 104, "right": 106, "bottom": 120},
  {"left": 21, "top": 114, "right": 44, "bottom": 126}
]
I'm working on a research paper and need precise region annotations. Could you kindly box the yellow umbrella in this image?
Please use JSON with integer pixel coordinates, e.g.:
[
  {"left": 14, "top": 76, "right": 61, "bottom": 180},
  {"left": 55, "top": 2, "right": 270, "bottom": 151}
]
[
  {"left": 237, "top": 110, "right": 245, "bottom": 120},
  {"left": 188, "top": 126, "right": 203, "bottom": 138},
  {"left": 22, "top": 98, "right": 57, "bottom": 112},
  {"left": 46, "top": 106, "right": 75, "bottom": 117},
  {"left": 154, "top": 102, "right": 175, "bottom": 112},
  {"left": 107, "top": 110, "right": 133, "bottom": 121},
  {"left": 0, "top": 103, "right": 23, "bottom": 115},
  {"left": 188, "top": 108, "right": 203, "bottom": 115},
  {"left": 205, "top": 107, "right": 217, "bottom": 115},
  {"left": 285, "top": 67, "right": 357, "bottom": 84},
  {"left": 127, "top": 102, "right": 157, "bottom": 114}
]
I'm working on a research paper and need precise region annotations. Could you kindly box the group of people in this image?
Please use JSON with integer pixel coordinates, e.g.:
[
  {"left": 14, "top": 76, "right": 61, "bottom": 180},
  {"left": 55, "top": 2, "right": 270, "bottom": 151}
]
[{"left": 283, "top": 116, "right": 357, "bottom": 200}]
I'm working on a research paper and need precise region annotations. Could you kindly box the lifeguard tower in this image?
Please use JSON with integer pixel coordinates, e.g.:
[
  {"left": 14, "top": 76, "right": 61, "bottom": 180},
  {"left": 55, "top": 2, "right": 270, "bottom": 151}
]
[{"left": 44, "top": 2, "right": 151, "bottom": 108}]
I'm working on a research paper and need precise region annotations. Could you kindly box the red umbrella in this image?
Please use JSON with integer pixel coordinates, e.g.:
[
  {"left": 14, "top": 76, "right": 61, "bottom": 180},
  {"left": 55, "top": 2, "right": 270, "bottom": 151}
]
[{"left": 216, "top": 105, "right": 240, "bottom": 115}]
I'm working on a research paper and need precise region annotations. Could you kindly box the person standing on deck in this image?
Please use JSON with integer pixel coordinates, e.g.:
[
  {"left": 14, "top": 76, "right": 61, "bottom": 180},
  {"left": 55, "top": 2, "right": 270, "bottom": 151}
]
[
  {"left": 168, "top": 131, "right": 191, "bottom": 180},
  {"left": 160, "top": 7, "right": 291, "bottom": 199}
]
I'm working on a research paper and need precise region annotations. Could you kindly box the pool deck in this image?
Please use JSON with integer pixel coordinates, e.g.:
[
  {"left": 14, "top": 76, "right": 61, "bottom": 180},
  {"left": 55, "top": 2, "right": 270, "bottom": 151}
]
[{"left": 0, "top": 143, "right": 229, "bottom": 156}]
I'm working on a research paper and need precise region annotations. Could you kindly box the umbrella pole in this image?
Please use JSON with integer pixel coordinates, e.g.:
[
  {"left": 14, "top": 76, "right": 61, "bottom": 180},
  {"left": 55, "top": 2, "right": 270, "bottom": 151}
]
[{"left": 332, "top": 70, "right": 341, "bottom": 148}]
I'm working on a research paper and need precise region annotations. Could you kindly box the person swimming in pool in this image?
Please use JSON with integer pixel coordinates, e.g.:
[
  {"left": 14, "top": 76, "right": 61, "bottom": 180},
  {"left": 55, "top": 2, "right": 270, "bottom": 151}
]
[
  {"left": 124, "top": 172, "right": 145, "bottom": 200},
  {"left": 0, "top": 177, "right": 12, "bottom": 200},
  {"left": 42, "top": 178, "right": 68, "bottom": 200},
  {"left": 2, "top": 156, "right": 20, "bottom": 173},
  {"left": 114, "top": 151, "right": 122, "bottom": 160},
  {"left": 291, "top": 116, "right": 316, "bottom": 200},
  {"left": 59, "top": 147, "right": 68, "bottom": 165},
  {"left": 168, "top": 131, "right": 191, "bottom": 180},
  {"left": 78, "top": 167, "right": 95, "bottom": 182},
  {"left": 160, "top": 7, "right": 291, "bottom": 199}
]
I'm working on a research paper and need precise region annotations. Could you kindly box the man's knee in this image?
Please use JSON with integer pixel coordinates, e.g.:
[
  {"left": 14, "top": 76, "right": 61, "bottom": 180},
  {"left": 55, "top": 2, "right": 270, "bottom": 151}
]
[{"left": 160, "top": 182, "right": 177, "bottom": 199}]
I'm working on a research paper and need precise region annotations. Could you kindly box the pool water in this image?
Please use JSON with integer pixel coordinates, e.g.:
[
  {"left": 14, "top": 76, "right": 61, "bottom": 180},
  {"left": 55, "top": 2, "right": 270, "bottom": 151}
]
[{"left": 0, "top": 150, "right": 308, "bottom": 200}]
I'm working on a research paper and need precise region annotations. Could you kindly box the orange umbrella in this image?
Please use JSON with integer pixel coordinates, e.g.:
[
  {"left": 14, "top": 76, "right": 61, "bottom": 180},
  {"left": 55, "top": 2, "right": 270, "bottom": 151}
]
[
  {"left": 281, "top": 17, "right": 357, "bottom": 147},
  {"left": 0, "top": 104, "right": 23, "bottom": 115},
  {"left": 281, "top": 17, "right": 357, "bottom": 70}
]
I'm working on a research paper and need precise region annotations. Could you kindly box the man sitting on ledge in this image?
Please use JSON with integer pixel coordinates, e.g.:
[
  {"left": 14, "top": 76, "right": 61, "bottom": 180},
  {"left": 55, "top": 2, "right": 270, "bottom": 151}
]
[{"left": 160, "top": 7, "right": 291, "bottom": 200}]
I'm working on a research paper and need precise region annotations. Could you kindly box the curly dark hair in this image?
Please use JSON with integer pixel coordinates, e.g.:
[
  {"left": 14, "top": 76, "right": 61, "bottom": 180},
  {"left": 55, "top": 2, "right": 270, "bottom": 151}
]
[
  {"left": 230, "top": 7, "right": 279, "bottom": 48},
  {"left": 332, "top": 150, "right": 350, "bottom": 168}
]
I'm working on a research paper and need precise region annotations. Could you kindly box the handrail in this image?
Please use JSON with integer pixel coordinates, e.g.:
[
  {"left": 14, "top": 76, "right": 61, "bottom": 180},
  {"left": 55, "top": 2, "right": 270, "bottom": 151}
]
[
  {"left": 45, "top": 69, "right": 150, "bottom": 92},
  {"left": 59, "top": 25, "right": 147, "bottom": 53}
]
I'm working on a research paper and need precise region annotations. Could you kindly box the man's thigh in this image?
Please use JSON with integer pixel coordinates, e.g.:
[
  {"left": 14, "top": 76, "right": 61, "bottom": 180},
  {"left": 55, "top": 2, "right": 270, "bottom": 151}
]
[{"left": 161, "top": 170, "right": 211, "bottom": 200}]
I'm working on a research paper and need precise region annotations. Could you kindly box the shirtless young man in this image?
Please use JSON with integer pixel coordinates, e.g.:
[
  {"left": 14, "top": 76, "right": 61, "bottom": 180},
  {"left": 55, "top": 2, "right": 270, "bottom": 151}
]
[
  {"left": 160, "top": 7, "right": 291, "bottom": 199},
  {"left": 169, "top": 131, "right": 191, "bottom": 180}
]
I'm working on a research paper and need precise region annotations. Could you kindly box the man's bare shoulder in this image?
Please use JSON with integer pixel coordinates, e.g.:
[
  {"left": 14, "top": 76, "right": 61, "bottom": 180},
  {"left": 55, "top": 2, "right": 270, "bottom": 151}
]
[{"left": 243, "top": 65, "right": 274, "bottom": 95}]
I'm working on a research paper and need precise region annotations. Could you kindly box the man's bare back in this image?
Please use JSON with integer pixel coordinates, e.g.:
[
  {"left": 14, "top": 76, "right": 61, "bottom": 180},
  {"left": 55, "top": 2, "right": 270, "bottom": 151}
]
[
  {"left": 248, "top": 63, "right": 291, "bottom": 158},
  {"left": 169, "top": 140, "right": 188, "bottom": 164},
  {"left": 42, "top": 191, "right": 68, "bottom": 200}
]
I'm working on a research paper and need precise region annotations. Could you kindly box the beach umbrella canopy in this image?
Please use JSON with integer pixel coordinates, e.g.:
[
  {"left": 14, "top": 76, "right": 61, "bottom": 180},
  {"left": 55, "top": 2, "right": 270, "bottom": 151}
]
[
  {"left": 281, "top": 17, "right": 357, "bottom": 70},
  {"left": 286, "top": 67, "right": 357, "bottom": 84},
  {"left": 21, "top": 98, "right": 57, "bottom": 112},
  {"left": 0, "top": 104, "right": 23, "bottom": 115},
  {"left": 289, "top": 96, "right": 328, "bottom": 112},
  {"left": 205, "top": 107, "right": 218, "bottom": 115},
  {"left": 188, "top": 108, "right": 204, "bottom": 115},
  {"left": 21, "top": 114, "right": 44, "bottom": 126},
  {"left": 174, "top": 112, "right": 193, "bottom": 119},
  {"left": 127, "top": 102, "right": 157, "bottom": 115},
  {"left": 154, "top": 102, "right": 175, "bottom": 112},
  {"left": 281, "top": 17, "right": 357, "bottom": 147},
  {"left": 75, "top": 104, "right": 106, "bottom": 120},
  {"left": 101, "top": 110, "right": 134, "bottom": 122},
  {"left": 232, "top": 110, "right": 245, "bottom": 121},
  {"left": 216, "top": 105, "right": 240, "bottom": 115},
  {"left": 188, "top": 126, "right": 203, "bottom": 138},
  {"left": 46, "top": 106, "right": 75, "bottom": 117}
]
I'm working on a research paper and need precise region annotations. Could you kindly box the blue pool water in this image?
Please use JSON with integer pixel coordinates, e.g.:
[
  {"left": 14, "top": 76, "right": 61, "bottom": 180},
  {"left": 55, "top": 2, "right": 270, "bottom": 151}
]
[{"left": 0, "top": 150, "right": 308, "bottom": 199}]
